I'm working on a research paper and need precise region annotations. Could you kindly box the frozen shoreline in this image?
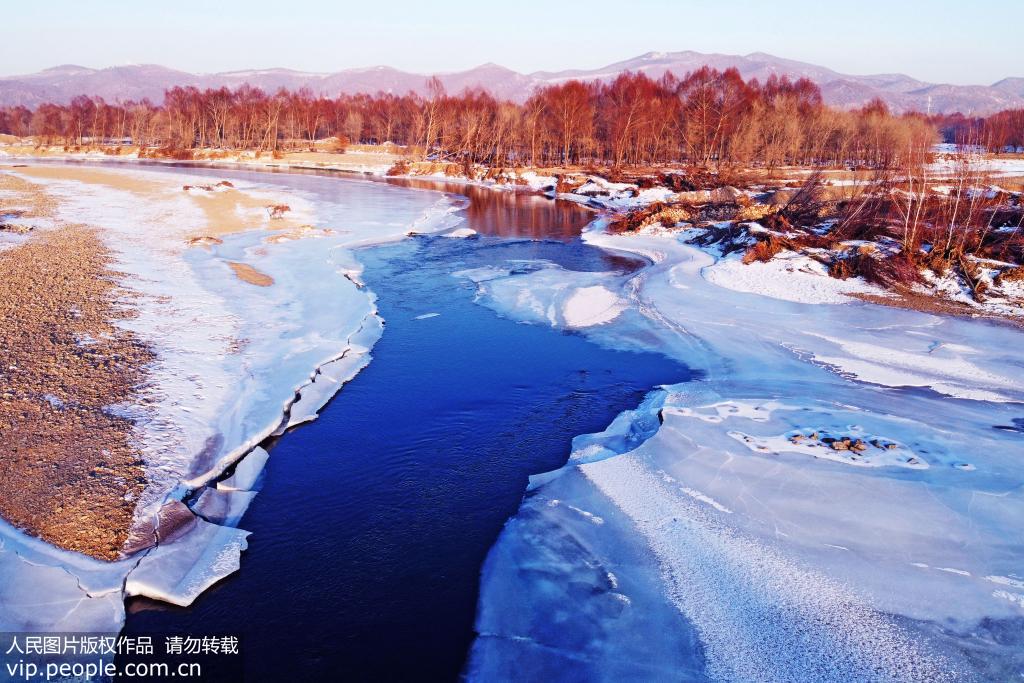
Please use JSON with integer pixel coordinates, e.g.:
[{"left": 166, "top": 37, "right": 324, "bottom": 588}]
[
  {"left": 4, "top": 156, "right": 1022, "bottom": 677},
  {"left": 469, "top": 220, "right": 1024, "bottom": 680},
  {"left": 0, "top": 163, "right": 463, "bottom": 634}
]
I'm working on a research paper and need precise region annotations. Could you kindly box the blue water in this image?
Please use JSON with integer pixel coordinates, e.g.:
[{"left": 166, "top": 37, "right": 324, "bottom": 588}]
[{"left": 118, "top": 177, "right": 690, "bottom": 681}]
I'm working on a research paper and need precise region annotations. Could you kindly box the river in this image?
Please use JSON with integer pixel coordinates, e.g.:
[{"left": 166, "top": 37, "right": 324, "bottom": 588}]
[{"left": 103, "top": 165, "right": 692, "bottom": 680}]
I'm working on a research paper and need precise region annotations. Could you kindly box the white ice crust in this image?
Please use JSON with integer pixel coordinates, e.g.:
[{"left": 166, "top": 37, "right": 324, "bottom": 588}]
[
  {"left": 455, "top": 261, "right": 626, "bottom": 329},
  {"left": 0, "top": 166, "right": 460, "bottom": 633},
  {"left": 470, "top": 220, "right": 1024, "bottom": 680}
]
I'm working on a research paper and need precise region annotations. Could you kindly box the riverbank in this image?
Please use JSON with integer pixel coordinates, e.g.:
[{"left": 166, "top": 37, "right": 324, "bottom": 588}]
[
  {"left": 7, "top": 141, "right": 1019, "bottom": 325},
  {"left": 467, "top": 216, "right": 1024, "bottom": 680},
  {"left": 0, "top": 161, "right": 462, "bottom": 634},
  {"left": 0, "top": 174, "right": 153, "bottom": 559},
  {"left": 0, "top": 141, "right": 402, "bottom": 175}
]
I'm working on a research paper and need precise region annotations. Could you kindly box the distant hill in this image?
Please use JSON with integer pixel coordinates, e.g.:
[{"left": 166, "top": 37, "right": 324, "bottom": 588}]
[{"left": 1, "top": 51, "right": 1021, "bottom": 114}]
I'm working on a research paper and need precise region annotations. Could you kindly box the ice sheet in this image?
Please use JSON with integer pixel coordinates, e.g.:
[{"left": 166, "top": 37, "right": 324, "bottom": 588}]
[
  {"left": 455, "top": 260, "right": 628, "bottom": 329},
  {"left": 470, "top": 221, "right": 1024, "bottom": 680}
]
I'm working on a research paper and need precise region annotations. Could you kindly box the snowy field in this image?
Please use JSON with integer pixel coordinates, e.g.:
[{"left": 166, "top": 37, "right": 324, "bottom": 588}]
[{"left": 468, "top": 221, "right": 1024, "bottom": 680}]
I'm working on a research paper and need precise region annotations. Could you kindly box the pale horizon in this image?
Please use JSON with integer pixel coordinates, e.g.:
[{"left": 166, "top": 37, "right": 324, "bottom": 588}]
[{"left": 1, "top": 0, "right": 1021, "bottom": 85}]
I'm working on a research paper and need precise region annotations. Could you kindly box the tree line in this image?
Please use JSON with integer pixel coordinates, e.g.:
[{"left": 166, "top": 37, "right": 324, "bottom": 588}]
[
  {"left": 0, "top": 68, "right": 1019, "bottom": 169},
  {"left": 934, "top": 109, "right": 1024, "bottom": 152}
]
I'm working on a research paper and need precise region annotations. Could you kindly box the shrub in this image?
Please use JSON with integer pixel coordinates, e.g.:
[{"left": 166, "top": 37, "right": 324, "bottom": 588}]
[
  {"left": 159, "top": 146, "right": 193, "bottom": 160},
  {"left": 829, "top": 258, "right": 853, "bottom": 279},
  {"left": 266, "top": 204, "right": 290, "bottom": 219},
  {"left": 763, "top": 213, "right": 792, "bottom": 232},
  {"left": 386, "top": 159, "right": 410, "bottom": 176},
  {"left": 735, "top": 203, "right": 776, "bottom": 222},
  {"left": 856, "top": 252, "right": 922, "bottom": 287},
  {"left": 608, "top": 203, "right": 692, "bottom": 234},
  {"left": 995, "top": 266, "right": 1024, "bottom": 285},
  {"left": 555, "top": 175, "right": 585, "bottom": 194},
  {"left": 741, "top": 234, "right": 790, "bottom": 264},
  {"left": 326, "top": 136, "right": 349, "bottom": 153}
]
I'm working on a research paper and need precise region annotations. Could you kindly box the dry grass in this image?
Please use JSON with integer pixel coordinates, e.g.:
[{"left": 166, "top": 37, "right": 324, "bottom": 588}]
[
  {"left": 608, "top": 202, "right": 692, "bottom": 234},
  {"left": 996, "top": 266, "right": 1024, "bottom": 284},
  {"left": 742, "top": 234, "right": 790, "bottom": 264}
]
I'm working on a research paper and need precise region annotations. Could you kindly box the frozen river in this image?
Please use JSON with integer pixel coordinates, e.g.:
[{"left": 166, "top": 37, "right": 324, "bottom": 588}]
[
  {"left": 2, "top": 160, "right": 1021, "bottom": 682},
  {"left": 111, "top": 166, "right": 691, "bottom": 680}
]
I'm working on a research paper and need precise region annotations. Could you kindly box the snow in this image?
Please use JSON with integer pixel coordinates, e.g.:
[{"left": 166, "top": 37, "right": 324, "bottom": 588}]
[
  {"left": 1, "top": 164, "right": 463, "bottom": 634},
  {"left": 581, "top": 451, "right": 958, "bottom": 682},
  {"left": 559, "top": 175, "right": 676, "bottom": 210},
  {"left": 917, "top": 264, "right": 1024, "bottom": 318},
  {"left": 930, "top": 152, "right": 1024, "bottom": 178},
  {"left": 562, "top": 285, "right": 626, "bottom": 327},
  {"left": 726, "top": 423, "right": 929, "bottom": 469},
  {"left": 442, "top": 226, "right": 478, "bottom": 238},
  {"left": 470, "top": 220, "right": 1024, "bottom": 679},
  {"left": 703, "top": 249, "right": 890, "bottom": 304},
  {"left": 516, "top": 171, "right": 557, "bottom": 192},
  {"left": 454, "top": 260, "right": 628, "bottom": 329},
  {"left": 804, "top": 332, "right": 1020, "bottom": 402}
]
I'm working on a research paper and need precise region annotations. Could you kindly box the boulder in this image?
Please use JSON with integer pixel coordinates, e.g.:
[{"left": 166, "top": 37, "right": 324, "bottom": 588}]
[{"left": 710, "top": 186, "right": 743, "bottom": 203}]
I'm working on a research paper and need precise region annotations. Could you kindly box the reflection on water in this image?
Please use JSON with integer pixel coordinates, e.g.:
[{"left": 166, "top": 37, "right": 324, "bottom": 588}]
[
  {"left": 385, "top": 177, "right": 593, "bottom": 240},
  {"left": 27, "top": 158, "right": 593, "bottom": 241}
]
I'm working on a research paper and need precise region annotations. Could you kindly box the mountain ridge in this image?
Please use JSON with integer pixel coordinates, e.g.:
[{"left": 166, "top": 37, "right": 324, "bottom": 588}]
[{"left": 1, "top": 50, "right": 1021, "bottom": 114}]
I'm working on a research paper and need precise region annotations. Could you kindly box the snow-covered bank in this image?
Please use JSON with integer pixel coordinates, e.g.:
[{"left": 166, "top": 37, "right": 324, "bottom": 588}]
[
  {"left": 0, "top": 164, "right": 462, "bottom": 634},
  {"left": 0, "top": 143, "right": 400, "bottom": 176},
  {"left": 469, "top": 221, "right": 1024, "bottom": 680}
]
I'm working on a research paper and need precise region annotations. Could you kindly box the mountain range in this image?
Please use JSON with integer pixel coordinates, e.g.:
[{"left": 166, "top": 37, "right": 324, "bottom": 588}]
[{"left": 1, "top": 51, "right": 1022, "bottom": 115}]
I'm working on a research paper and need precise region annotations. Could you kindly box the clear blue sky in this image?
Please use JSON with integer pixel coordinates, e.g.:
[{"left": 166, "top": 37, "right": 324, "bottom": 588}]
[{"left": 1, "top": 0, "right": 1021, "bottom": 84}]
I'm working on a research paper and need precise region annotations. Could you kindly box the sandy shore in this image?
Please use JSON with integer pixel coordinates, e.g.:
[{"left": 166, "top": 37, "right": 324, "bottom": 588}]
[
  {"left": 0, "top": 164, "right": 310, "bottom": 560},
  {"left": 0, "top": 142, "right": 402, "bottom": 177},
  {"left": 14, "top": 164, "right": 309, "bottom": 236},
  {"left": 0, "top": 173, "right": 153, "bottom": 559}
]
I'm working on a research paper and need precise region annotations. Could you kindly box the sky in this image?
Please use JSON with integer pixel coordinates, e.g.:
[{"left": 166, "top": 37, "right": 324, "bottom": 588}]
[{"left": 1, "top": 0, "right": 1021, "bottom": 84}]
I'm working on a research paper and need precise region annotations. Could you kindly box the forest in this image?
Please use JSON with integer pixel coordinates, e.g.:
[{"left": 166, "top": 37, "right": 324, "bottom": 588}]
[{"left": 0, "top": 68, "right": 1021, "bottom": 170}]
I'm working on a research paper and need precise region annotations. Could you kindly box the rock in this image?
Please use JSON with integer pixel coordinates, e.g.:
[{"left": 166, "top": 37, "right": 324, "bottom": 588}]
[
  {"left": 676, "top": 190, "right": 712, "bottom": 204},
  {"left": 710, "top": 186, "right": 743, "bottom": 203},
  {"left": 187, "top": 236, "right": 223, "bottom": 247}
]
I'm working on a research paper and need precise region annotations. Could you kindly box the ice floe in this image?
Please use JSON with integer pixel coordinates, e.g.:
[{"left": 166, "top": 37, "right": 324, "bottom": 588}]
[{"left": 455, "top": 260, "right": 628, "bottom": 329}]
